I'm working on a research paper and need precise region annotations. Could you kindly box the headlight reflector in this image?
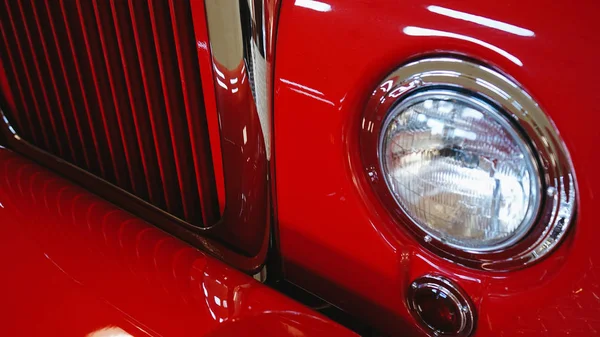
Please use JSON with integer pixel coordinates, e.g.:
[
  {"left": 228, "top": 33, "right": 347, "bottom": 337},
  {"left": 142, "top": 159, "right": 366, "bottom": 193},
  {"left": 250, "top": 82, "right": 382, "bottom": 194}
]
[
  {"left": 360, "top": 57, "right": 577, "bottom": 270},
  {"left": 381, "top": 90, "right": 540, "bottom": 251}
]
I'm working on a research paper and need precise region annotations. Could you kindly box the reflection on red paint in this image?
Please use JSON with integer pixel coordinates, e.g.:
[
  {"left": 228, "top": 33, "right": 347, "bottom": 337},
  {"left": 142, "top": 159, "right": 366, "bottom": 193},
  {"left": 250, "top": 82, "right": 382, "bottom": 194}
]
[
  {"left": 275, "top": 0, "right": 600, "bottom": 335},
  {"left": 86, "top": 327, "right": 133, "bottom": 337},
  {"left": 0, "top": 148, "right": 356, "bottom": 337}
]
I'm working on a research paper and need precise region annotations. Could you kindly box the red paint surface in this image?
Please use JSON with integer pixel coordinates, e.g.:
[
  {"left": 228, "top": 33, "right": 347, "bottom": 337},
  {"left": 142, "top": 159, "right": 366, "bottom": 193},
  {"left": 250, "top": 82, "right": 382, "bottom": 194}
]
[
  {"left": 189, "top": 0, "right": 271, "bottom": 257},
  {"left": 0, "top": 148, "right": 355, "bottom": 337},
  {"left": 274, "top": 0, "right": 600, "bottom": 336},
  {"left": 205, "top": 60, "right": 270, "bottom": 257},
  {"left": 189, "top": 0, "right": 226, "bottom": 215},
  {"left": 0, "top": 0, "right": 219, "bottom": 226},
  {"left": 0, "top": 0, "right": 272, "bottom": 270}
]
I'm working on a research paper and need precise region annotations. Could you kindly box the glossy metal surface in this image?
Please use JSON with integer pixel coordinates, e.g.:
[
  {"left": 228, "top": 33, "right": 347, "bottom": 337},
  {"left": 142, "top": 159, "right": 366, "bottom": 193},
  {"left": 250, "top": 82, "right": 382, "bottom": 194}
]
[
  {"left": 204, "top": 0, "right": 271, "bottom": 158},
  {"left": 361, "top": 57, "right": 576, "bottom": 271},
  {"left": 192, "top": 0, "right": 271, "bottom": 257},
  {"left": 192, "top": 0, "right": 283, "bottom": 263},
  {"left": 0, "top": 147, "right": 356, "bottom": 337},
  {"left": 0, "top": 0, "right": 278, "bottom": 271},
  {"left": 274, "top": 1, "right": 599, "bottom": 335},
  {"left": 408, "top": 275, "right": 475, "bottom": 337}
]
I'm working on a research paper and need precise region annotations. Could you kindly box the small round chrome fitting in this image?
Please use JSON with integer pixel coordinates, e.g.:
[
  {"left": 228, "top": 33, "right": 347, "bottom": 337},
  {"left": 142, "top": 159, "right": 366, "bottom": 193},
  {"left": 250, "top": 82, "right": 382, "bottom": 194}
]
[{"left": 407, "top": 275, "right": 475, "bottom": 337}]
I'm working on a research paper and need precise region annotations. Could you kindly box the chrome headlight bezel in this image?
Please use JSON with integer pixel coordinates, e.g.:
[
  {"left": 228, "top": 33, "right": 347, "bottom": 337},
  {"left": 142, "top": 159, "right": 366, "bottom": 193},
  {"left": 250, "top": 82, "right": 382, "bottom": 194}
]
[
  {"left": 360, "top": 57, "right": 576, "bottom": 271},
  {"left": 379, "top": 89, "right": 543, "bottom": 252}
]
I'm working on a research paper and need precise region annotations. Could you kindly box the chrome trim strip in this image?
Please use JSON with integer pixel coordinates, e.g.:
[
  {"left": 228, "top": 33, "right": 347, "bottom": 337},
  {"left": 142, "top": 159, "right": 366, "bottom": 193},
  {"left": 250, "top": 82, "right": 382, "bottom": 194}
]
[
  {"left": 361, "top": 57, "right": 577, "bottom": 271},
  {"left": 202, "top": 0, "right": 280, "bottom": 259},
  {"left": 0, "top": 0, "right": 282, "bottom": 272},
  {"left": 204, "top": 0, "right": 271, "bottom": 158}
]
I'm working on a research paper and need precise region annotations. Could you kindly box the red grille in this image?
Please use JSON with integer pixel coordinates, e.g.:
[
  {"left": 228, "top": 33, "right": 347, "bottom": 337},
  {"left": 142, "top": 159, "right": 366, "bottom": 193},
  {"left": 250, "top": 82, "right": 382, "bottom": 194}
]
[{"left": 0, "top": 0, "right": 219, "bottom": 227}]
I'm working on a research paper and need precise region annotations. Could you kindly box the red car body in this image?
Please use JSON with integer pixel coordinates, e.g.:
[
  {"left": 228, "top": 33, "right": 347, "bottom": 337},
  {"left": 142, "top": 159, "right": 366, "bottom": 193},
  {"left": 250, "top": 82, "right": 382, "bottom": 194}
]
[
  {"left": 0, "top": 148, "right": 355, "bottom": 337},
  {"left": 1, "top": 0, "right": 599, "bottom": 336},
  {"left": 274, "top": 1, "right": 600, "bottom": 335}
]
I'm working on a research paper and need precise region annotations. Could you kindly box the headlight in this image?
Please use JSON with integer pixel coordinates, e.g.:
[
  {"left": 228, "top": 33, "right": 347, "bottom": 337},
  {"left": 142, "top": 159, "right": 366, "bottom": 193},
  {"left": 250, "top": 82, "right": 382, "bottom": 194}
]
[
  {"left": 360, "top": 57, "right": 576, "bottom": 270},
  {"left": 381, "top": 90, "right": 540, "bottom": 251}
]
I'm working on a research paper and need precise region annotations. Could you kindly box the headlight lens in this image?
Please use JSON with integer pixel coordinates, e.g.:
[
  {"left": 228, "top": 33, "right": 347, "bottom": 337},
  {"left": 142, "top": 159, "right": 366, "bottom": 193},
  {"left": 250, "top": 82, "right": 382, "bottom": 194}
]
[{"left": 381, "top": 90, "right": 540, "bottom": 251}]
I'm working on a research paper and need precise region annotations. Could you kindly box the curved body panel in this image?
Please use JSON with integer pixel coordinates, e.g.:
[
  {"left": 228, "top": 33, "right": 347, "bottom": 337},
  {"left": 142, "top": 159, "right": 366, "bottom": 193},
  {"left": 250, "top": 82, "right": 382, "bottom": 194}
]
[
  {"left": 0, "top": 148, "right": 355, "bottom": 337},
  {"left": 274, "top": 1, "right": 600, "bottom": 335}
]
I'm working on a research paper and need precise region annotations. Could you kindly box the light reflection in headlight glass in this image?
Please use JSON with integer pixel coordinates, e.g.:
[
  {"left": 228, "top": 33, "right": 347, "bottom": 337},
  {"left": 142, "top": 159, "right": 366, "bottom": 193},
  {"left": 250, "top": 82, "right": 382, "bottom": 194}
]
[{"left": 381, "top": 90, "right": 540, "bottom": 251}]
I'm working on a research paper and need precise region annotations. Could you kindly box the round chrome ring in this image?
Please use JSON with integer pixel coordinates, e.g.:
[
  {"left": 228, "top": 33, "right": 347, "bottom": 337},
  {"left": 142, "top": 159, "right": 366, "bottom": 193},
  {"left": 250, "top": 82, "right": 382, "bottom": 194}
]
[
  {"left": 379, "top": 89, "right": 543, "bottom": 252},
  {"left": 360, "top": 57, "right": 577, "bottom": 271},
  {"left": 408, "top": 275, "right": 476, "bottom": 337}
]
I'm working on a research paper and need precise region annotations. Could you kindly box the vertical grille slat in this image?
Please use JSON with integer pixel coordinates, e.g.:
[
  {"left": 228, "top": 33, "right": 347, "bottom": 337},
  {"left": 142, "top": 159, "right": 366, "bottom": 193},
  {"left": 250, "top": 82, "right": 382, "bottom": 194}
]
[
  {"left": 0, "top": 0, "right": 218, "bottom": 228},
  {"left": 3, "top": 0, "right": 50, "bottom": 147},
  {"left": 15, "top": 0, "right": 65, "bottom": 158},
  {"left": 109, "top": 0, "right": 154, "bottom": 201},
  {"left": 127, "top": 0, "right": 177, "bottom": 214},
  {"left": 58, "top": 0, "right": 106, "bottom": 177},
  {"left": 91, "top": 0, "right": 135, "bottom": 192},
  {"left": 29, "top": 0, "right": 79, "bottom": 164},
  {"left": 74, "top": 0, "right": 125, "bottom": 184},
  {"left": 0, "top": 10, "right": 29, "bottom": 139},
  {"left": 168, "top": 0, "right": 220, "bottom": 225},
  {"left": 148, "top": 0, "right": 201, "bottom": 224},
  {"left": 44, "top": 0, "right": 92, "bottom": 169}
]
